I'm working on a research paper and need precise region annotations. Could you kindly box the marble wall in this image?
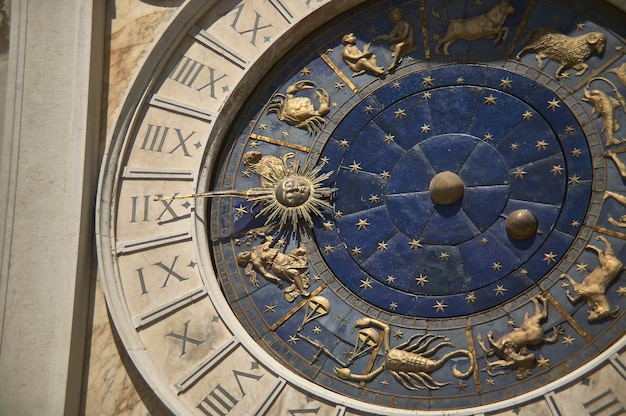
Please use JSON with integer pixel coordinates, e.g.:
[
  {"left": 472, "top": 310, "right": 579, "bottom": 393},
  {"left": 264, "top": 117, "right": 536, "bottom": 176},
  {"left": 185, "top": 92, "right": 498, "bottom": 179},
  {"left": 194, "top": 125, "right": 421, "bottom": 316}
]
[{"left": 82, "top": 1, "right": 178, "bottom": 414}]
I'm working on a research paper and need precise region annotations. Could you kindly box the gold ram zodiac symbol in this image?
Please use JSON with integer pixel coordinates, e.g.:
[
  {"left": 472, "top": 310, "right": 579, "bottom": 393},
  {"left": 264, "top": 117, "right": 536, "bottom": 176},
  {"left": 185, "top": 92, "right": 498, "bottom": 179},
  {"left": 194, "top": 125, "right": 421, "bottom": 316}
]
[{"left": 334, "top": 318, "right": 474, "bottom": 390}]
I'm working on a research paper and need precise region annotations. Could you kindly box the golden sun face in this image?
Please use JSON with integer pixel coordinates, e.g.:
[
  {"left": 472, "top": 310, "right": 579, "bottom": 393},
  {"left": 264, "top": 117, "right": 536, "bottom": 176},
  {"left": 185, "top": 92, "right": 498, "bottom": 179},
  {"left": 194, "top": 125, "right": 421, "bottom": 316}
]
[
  {"left": 248, "top": 153, "right": 336, "bottom": 231},
  {"left": 154, "top": 152, "right": 334, "bottom": 231}
]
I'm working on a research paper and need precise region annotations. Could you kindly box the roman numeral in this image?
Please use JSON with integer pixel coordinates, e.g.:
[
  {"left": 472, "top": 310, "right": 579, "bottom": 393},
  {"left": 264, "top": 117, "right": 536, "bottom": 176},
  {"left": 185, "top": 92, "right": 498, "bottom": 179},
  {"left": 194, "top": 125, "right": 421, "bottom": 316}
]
[
  {"left": 197, "top": 384, "right": 239, "bottom": 416},
  {"left": 196, "top": 368, "right": 263, "bottom": 416},
  {"left": 165, "top": 320, "right": 204, "bottom": 356},
  {"left": 136, "top": 255, "right": 190, "bottom": 294},
  {"left": 169, "top": 56, "right": 227, "bottom": 98},
  {"left": 154, "top": 255, "right": 189, "bottom": 287},
  {"left": 195, "top": 67, "right": 228, "bottom": 98},
  {"left": 289, "top": 407, "right": 321, "bottom": 415},
  {"left": 155, "top": 195, "right": 186, "bottom": 221},
  {"left": 170, "top": 56, "right": 205, "bottom": 87},
  {"left": 129, "top": 194, "right": 189, "bottom": 224},
  {"left": 139, "top": 124, "right": 197, "bottom": 157},
  {"left": 228, "top": 4, "right": 272, "bottom": 46},
  {"left": 130, "top": 195, "right": 151, "bottom": 223},
  {"left": 583, "top": 389, "right": 625, "bottom": 416}
]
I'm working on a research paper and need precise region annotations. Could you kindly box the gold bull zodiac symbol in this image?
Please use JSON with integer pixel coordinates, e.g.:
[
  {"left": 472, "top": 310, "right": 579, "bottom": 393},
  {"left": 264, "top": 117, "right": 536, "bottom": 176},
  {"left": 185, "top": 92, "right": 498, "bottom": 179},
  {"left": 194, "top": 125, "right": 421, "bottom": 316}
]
[{"left": 334, "top": 318, "right": 474, "bottom": 390}]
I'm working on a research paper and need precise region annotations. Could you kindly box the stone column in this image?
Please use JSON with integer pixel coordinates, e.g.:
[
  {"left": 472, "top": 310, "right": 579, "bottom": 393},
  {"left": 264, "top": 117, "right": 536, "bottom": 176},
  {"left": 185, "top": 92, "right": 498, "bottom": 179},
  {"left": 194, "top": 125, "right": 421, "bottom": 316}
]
[{"left": 0, "top": 1, "right": 104, "bottom": 414}]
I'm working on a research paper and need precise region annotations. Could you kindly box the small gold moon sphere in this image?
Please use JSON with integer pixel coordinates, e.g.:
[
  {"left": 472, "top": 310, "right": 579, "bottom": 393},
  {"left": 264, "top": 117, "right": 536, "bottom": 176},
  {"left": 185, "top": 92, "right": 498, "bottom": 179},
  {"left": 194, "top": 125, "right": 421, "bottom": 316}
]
[
  {"left": 505, "top": 209, "right": 538, "bottom": 240},
  {"left": 429, "top": 171, "right": 465, "bottom": 205}
]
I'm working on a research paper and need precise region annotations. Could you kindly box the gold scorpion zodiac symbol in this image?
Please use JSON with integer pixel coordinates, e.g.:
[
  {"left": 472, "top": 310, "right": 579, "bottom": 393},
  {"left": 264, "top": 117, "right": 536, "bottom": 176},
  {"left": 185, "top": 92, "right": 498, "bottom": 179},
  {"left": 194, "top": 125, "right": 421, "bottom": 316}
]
[{"left": 334, "top": 318, "right": 474, "bottom": 390}]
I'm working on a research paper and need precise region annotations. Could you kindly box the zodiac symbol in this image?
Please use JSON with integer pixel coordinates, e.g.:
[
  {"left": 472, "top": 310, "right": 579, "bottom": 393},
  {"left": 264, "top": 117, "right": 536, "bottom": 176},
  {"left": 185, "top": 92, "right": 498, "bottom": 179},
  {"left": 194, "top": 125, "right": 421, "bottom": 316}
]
[
  {"left": 341, "top": 33, "right": 384, "bottom": 77},
  {"left": 267, "top": 80, "right": 330, "bottom": 134},
  {"left": 560, "top": 236, "right": 623, "bottom": 322},
  {"left": 609, "top": 61, "right": 626, "bottom": 88},
  {"left": 583, "top": 77, "right": 625, "bottom": 147},
  {"left": 477, "top": 295, "right": 564, "bottom": 379},
  {"left": 237, "top": 235, "right": 311, "bottom": 302},
  {"left": 432, "top": 0, "right": 515, "bottom": 55},
  {"left": 372, "top": 7, "right": 417, "bottom": 70},
  {"left": 299, "top": 296, "right": 330, "bottom": 331},
  {"left": 334, "top": 318, "right": 473, "bottom": 390},
  {"left": 516, "top": 28, "right": 606, "bottom": 79}
]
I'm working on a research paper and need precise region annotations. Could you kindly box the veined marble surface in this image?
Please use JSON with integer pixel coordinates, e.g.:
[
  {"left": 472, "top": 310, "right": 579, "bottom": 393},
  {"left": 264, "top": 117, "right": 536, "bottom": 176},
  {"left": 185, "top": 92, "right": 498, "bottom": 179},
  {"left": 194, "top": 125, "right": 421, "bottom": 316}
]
[{"left": 83, "top": 1, "right": 178, "bottom": 414}]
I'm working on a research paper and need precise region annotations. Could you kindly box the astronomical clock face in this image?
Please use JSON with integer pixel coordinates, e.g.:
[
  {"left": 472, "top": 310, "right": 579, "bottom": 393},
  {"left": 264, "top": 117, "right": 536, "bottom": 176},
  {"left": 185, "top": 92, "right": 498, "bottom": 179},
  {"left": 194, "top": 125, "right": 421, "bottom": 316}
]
[{"left": 97, "top": 1, "right": 626, "bottom": 414}]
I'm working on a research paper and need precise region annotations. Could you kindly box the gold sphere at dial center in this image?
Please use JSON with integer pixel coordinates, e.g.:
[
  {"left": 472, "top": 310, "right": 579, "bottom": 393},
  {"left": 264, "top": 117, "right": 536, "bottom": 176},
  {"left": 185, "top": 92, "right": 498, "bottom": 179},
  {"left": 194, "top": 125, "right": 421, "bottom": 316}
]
[{"left": 429, "top": 171, "right": 465, "bottom": 205}]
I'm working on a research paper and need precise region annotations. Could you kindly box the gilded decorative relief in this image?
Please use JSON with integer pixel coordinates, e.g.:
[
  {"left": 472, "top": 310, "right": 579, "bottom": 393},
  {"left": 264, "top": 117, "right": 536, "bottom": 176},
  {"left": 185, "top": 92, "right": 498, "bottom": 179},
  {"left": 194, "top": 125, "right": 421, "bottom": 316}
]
[
  {"left": 583, "top": 78, "right": 625, "bottom": 146},
  {"left": 560, "top": 237, "right": 622, "bottom": 322},
  {"left": 515, "top": 29, "right": 606, "bottom": 79},
  {"left": 335, "top": 318, "right": 473, "bottom": 390},
  {"left": 372, "top": 7, "right": 417, "bottom": 71},
  {"left": 477, "top": 296, "right": 564, "bottom": 379},
  {"left": 267, "top": 80, "right": 330, "bottom": 133},
  {"left": 341, "top": 33, "right": 384, "bottom": 77},
  {"left": 432, "top": 0, "right": 515, "bottom": 55},
  {"left": 237, "top": 235, "right": 312, "bottom": 302}
]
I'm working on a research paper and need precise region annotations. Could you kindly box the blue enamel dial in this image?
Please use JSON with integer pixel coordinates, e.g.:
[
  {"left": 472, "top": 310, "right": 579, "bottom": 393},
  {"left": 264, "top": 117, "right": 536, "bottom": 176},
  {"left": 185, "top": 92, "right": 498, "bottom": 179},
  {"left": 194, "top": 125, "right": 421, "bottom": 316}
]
[
  {"left": 313, "top": 65, "right": 591, "bottom": 317},
  {"left": 209, "top": 0, "right": 626, "bottom": 411}
]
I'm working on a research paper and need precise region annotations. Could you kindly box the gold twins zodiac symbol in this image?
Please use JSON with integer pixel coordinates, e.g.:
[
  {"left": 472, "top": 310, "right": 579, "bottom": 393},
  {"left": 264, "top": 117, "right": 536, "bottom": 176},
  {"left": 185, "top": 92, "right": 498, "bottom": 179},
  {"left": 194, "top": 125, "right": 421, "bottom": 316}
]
[
  {"left": 515, "top": 28, "right": 606, "bottom": 79},
  {"left": 267, "top": 80, "right": 330, "bottom": 134},
  {"left": 335, "top": 318, "right": 473, "bottom": 390},
  {"left": 560, "top": 236, "right": 623, "bottom": 322},
  {"left": 432, "top": 0, "right": 515, "bottom": 55},
  {"left": 372, "top": 7, "right": 417, "bottom": 71},
  {"left": 341, "top": 33, "right": 384, "bottom": 77},
  {"left": 477, "top": 295, "right": 564, "bottom": 380},
  {"left": 237, "top": 235, "right": 311, "bottom": 302}
]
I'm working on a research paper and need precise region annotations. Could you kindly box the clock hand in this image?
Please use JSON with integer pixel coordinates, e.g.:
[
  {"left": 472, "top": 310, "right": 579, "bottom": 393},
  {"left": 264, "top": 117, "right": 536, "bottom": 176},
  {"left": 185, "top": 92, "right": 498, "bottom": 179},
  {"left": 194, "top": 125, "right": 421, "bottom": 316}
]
[
  {"left": 157, "top": 151, "right": 336, "bottom": 231},
  {"left": 153, "top": 188, "right": 272, "bottom": 201}
]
